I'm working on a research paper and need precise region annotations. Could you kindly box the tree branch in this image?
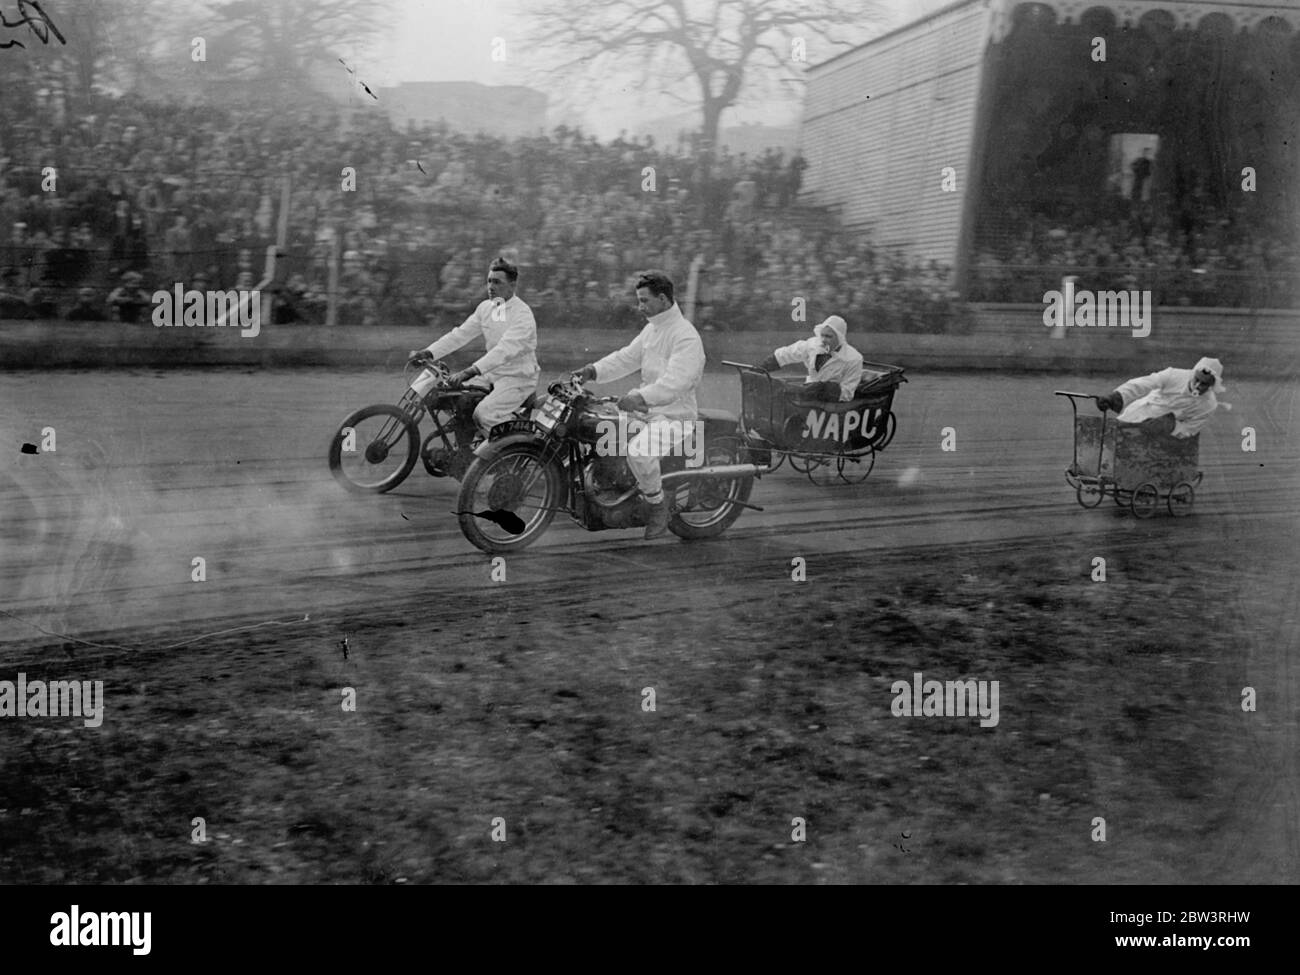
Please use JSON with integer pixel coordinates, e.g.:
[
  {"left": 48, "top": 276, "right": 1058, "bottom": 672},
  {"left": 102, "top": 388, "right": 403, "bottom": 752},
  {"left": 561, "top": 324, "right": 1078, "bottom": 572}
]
[{"left": 522, "top": 0, "right": 884, "bottom": 139}]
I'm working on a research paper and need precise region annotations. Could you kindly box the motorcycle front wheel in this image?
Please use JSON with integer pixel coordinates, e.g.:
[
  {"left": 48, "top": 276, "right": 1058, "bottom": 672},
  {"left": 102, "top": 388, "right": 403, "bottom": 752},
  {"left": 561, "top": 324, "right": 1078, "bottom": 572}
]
[
  {"left": 329, "top": 404, "right": 419, "bottom": 493},
  {"left": 456, "top": 443, "right": 564, "bottom": 553}
]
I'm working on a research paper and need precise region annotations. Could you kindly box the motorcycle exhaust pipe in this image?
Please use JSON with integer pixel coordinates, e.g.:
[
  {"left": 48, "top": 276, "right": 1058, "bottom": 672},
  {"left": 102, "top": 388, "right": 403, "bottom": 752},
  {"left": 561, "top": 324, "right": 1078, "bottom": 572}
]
[
  {"left": 659, "top": 463, "right": 768, "bottom": 488},
  {"left": 592, "top": 464, "right": 767, "bottom": 511}
]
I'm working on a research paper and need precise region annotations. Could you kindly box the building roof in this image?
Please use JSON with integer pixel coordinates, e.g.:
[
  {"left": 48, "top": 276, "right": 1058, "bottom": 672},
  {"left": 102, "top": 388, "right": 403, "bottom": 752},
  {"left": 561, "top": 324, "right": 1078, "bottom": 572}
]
[
  {"left": 811, "top": 0, "right": 1300, "bottom": 74},
  {"left": 987, "top": 0, "right": 1300, "bottom": 40}
]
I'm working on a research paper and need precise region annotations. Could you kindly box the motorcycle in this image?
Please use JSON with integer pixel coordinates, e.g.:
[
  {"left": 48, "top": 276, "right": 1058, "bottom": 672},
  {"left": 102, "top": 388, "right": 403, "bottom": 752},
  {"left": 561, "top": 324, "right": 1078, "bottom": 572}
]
[
  {"left": 328, "top": 353, "right": 535, "bottom": 493},
  {"left": 455, "top": 373, "right": 767, "bottom": 553}
]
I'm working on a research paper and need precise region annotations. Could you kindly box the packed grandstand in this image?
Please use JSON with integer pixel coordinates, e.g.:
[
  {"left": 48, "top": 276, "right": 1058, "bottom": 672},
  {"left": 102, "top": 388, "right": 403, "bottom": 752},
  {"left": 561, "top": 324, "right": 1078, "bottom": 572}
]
[{"left": 0, "top": 66, "right": 1295, "bottom": 331}]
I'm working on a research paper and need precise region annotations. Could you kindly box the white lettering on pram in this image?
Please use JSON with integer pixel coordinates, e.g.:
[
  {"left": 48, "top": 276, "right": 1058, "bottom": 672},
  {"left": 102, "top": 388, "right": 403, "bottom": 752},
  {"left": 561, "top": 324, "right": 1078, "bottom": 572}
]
[{"left": 802, "top": 408, "right": 880, "bottom": 442}]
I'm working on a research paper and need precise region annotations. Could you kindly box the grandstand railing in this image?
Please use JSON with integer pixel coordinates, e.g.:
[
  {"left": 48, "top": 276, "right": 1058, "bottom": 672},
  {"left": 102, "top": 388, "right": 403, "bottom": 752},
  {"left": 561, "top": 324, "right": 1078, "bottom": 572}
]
[{"left": 5, "top": 234, "right": 1296, "bottom": 329}]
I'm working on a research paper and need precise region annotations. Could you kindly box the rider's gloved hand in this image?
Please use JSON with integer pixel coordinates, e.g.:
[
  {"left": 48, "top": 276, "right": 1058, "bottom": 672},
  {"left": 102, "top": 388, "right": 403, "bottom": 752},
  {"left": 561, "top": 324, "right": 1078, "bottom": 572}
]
[
  {"left": 755, "top": 354, "right": 780, "bottom": 372},
  {"left": 574, "top": 364, "right": 597, "bottom": 383},
  {"left": 410, "top": 349, "right": 432, "bottom": 361},
  {"left": 617, "top": 391, "right": 648, "bottom": 413},
  {"left": 448, "top": 367, "right": 479, "bottom": 389},
  {"left": 1096, "top": 391, "right": 1123, "bottom": 413}
]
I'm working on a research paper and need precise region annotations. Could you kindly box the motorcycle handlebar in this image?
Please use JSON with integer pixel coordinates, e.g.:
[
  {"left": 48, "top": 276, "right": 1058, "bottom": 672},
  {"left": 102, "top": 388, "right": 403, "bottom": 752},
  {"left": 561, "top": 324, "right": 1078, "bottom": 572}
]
[{"left": 543, "top": 381, "right": 650, "bottom": 420}]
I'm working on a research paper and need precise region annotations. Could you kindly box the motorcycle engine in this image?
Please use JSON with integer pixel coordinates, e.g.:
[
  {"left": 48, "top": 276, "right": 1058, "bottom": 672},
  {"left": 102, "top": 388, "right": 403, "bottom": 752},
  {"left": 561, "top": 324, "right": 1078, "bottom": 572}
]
[
  {"left": 423, "top": 443, "right": 472, "bottom": 480},
  {"left": 582, "top": 456, "right": 643, "bottom": 528},
  {"left": 587, "top": 455, "right": 637, "bottom": 492}
]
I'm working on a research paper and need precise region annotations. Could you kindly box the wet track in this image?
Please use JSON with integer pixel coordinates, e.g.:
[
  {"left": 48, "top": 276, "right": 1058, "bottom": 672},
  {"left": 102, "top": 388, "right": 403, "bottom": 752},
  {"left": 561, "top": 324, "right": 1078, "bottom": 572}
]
[
  {"left": 2, "top": 367, "right": 1298, "bottom": 884},
  {"left": 1, "top": 368, "right": 1295, "bottom": 645}
]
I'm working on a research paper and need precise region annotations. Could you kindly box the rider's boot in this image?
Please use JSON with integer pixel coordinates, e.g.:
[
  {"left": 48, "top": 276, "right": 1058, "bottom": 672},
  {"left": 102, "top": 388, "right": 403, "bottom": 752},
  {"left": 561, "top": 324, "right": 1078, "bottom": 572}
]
[{"left": 643, "top": 492, "right": 670, "bottom": 540}]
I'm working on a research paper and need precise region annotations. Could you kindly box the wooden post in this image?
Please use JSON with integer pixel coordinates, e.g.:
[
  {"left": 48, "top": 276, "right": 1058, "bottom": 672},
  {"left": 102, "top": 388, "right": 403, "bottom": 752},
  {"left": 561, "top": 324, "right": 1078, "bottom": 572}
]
[
  {"left": 326, "top": 223, "right": 342, "bottom": 327},
  {"left": 685, "top": 253, "right": 705, "bottom": 322},
  {"left": 277, "top": 175, "right": 291, "bottom": 251}
]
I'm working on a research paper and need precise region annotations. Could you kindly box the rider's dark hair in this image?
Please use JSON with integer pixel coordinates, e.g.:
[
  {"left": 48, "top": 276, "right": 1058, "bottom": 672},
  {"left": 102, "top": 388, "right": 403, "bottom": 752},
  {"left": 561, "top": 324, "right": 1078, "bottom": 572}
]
[
  {"left": 634, "top": 270, "right": 674, "bottom": 303},
  {"left": 489, "top": 256, "right": 519, "bottom": 282}
]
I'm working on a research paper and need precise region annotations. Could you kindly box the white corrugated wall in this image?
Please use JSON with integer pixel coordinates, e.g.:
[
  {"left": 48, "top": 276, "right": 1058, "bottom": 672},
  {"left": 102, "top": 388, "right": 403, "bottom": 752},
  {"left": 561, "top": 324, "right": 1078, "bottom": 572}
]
[{"left": 800, "top": 0, "right": 993, "bottom": 266}]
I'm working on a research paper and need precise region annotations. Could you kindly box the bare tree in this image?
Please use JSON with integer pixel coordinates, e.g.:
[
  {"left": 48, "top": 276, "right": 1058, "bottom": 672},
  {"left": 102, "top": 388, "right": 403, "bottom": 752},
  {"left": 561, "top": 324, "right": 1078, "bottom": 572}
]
[
  {"left": 523, "top": 0, "right": 884, "bottom": 149},
  {"left": 0, "top": 0, "right": 170, "bottom": 113},
  {"left": 62, "top": 0, "right": 170, "bottom": 101},
  {"left": 201, "top": 0, "right": 394, "bottom": 86}
]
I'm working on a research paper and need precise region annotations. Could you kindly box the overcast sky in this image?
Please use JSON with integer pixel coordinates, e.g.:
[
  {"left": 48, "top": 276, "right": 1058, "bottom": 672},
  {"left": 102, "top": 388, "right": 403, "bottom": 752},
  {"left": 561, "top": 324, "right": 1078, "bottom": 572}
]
[{"left": 367, "top": 0, "right": 956, "bottom": 137}]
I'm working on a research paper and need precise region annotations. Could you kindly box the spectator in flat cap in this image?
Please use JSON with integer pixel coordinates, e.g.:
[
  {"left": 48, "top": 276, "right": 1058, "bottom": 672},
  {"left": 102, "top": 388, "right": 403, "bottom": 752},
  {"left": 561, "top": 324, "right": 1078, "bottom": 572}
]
[
  {"left": 24, "top": 285, "right": 58, "bottom": 319},
  {"left": 109, "top": 270, "right": 151, "bottom": 323},
  {"left": 66, "top": 286, "right": 108, "bottom": 321}
]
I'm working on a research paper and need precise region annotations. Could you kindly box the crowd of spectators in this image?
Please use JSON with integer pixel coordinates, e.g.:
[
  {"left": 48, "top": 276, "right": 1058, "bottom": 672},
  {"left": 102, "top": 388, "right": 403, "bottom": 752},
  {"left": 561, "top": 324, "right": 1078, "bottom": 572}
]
[
  {"left": 970, "top": 201, "right": 1299, "bottom": 308},
  {"left": 1, "top": 92, "right": 1294, "bottom": 332},
  {"left": 0, "top": 93, "right": 967, "bottom": 332}
]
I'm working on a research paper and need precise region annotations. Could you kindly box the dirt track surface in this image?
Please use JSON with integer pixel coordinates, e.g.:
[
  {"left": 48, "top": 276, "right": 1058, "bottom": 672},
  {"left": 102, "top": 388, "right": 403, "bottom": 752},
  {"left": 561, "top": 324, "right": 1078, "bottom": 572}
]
[{"left": 1, "top": 368, "right": 1297, "bottom": 883}]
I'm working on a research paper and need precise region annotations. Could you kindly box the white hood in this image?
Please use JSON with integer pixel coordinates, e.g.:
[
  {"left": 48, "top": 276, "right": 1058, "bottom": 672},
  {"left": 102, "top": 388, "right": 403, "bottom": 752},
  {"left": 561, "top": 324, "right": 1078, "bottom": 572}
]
[{"left": 815, "top": 315, "right": 848, "bottom": 351}]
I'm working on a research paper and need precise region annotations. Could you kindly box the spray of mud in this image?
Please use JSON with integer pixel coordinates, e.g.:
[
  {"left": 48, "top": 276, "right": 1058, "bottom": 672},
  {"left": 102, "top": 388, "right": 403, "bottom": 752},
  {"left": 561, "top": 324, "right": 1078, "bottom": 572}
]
[{"left": 0, "top": 370, "right": 381, "bottom": 651}]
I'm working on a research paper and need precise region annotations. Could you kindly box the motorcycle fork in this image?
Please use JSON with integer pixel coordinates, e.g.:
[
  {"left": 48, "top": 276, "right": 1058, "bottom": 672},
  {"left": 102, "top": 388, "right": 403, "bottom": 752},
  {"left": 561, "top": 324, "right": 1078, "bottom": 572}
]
[
  {"left": 564, "top": 444, "right": 602, "bottom": 529},
  {"left": 484, "top": 435, "right": 571, "bottom": 501},
  {"left": 365, "top": 389, "right": 422, "bottom": 447},
  {"left": 399, "top": 387, "right": 424, "bottom": 417},
  {"left": 545, "top": 441, "right": 578, "bottom": 504}
]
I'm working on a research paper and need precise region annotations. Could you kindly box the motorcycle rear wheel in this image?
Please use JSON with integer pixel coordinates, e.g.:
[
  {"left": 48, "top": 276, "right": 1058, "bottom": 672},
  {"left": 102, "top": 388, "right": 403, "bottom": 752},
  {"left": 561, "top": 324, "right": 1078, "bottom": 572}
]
[
  {"left": 668, "top": 435, "right": 754, "bottom": 539},
  {"left": 457, "top": 443, "right": 564, "bottom": 553}
]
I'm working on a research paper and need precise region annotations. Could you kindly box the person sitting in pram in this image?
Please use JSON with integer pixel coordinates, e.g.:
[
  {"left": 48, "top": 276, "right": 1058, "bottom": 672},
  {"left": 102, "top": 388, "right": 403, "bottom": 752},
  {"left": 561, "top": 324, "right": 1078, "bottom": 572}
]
[
  {"left": 755, "top": 315, "right": 863, "bottom": 402},
  {"left": 1095, "top": 356, "right": 1225, "bottom": 438}
]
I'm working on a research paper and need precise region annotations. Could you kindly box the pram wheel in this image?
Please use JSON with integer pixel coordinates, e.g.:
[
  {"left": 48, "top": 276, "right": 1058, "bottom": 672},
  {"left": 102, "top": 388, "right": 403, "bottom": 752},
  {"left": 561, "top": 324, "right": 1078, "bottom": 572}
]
[
  {"left": 1168, "top": 480, "right": 1195, "bottom": 517},
  {"left": 789, "top": 452, "right": 822, "bottom": 474},
  {"left": 838, "top": 450, "right": 875, "bottom": 484},
  {"left": 807, "top": 457, "right": 840, "bottom": 487},
  {"left": 1130, "top": 482, "right": 1160, "bottom": 519},
  {"left": 1075, "top": 480, "right": 1104, "bottom": 508}
]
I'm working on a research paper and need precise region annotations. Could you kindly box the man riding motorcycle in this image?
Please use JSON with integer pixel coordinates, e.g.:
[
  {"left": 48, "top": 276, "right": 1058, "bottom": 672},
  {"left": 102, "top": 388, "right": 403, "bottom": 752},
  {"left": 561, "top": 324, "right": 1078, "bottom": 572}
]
[
  {"left": 409, "top": 256, "right": 539, "bottom": 438},
  {"left": 575, "top": 270, "right": 704, "bottom": 540}
]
